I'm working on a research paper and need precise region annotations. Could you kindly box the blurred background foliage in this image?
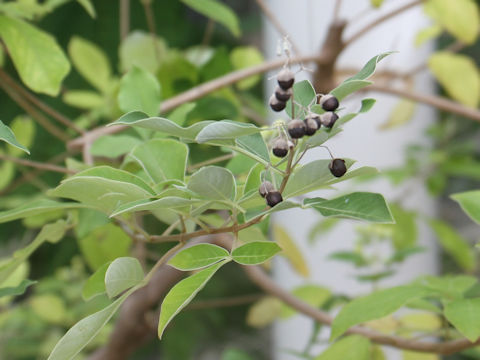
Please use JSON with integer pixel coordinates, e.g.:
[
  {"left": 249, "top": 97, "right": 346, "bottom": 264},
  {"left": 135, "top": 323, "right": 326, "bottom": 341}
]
[{"left": 0, "top": 0, "right": 479, "bottom": 359}]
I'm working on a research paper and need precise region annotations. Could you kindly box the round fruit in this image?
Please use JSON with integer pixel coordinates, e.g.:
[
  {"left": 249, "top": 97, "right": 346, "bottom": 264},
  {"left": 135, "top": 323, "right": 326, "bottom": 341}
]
[
  {"left": 277, "top": 68, "right": 295, "bottom": 90},
  {"left": 269, "top": 94, "right": 286, "bottom": 112},
  {"left": 275, "top": 86, "right": 292, "bottom": 102},
  {"left": 320, "top": 94, "right": 339, "bottom": 112},
  {"left": 329, "top": 158, "right": 347, "bottom": 177},
  {"left": 287, "top": 119, "right": 306, "bottom": 139},
  {"left": 304, "top": 117, "right": 318, "bottom": 136},
  {"left": 259, "top": 181, "right": 274, "bottom": 198},
  {"left": 266, "top": 191, "right": 283, "bottom": 207},
  {"left": 320, "top": 112, "right": 339, "bottom": 128},
  {"left": 272, "top": 138, "right": 289, "bottom": 158}
]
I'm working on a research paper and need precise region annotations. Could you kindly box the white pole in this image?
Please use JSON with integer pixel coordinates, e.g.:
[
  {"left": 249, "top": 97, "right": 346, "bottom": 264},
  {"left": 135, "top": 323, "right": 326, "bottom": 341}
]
[{"left": 262, "top": 1, "right": 438, "bottom": 359}]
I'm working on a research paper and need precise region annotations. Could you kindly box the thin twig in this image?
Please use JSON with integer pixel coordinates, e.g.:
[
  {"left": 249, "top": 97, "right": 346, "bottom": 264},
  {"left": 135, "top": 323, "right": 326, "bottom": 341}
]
[
  {"left": 119, "top": 0, "right": 130, "bottom": 41},
  {"left": 0, "top": 153, "right": 75, "bottom": 174},
  {"left": 141, "top": 0, "right": 162, "bottom": 65},
  {"left": 0, "top": 81, "right": 70, "bottom": 142},
  {"left": 344, "top": 0, "right": 423, "bottom": 47},
  {"left": 243, "top": 265, "right": 480, "bottom": 355},
  {"left": 368, "top": 84, "right": 480, "bottom": 122},
  {"left": 333, "top": 0, "right": 343, "bottom": 22},
  {"left": 255, "top": 0, "right": 301, "bottom": 55},
  {"left": 201, "top": 19, "right": 215, "bottom": 47},
  {"left": 0, "top": 69, "right": 84, "bottom": 134},
  {"left": 67, "top": 54, "right": 322, "bottom": 150}
]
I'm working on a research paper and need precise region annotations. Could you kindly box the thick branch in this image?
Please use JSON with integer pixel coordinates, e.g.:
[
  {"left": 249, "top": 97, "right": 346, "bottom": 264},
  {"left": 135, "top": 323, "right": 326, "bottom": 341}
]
[
  {"left": 368, "top": 84, "right": 480, "bottom": 122},
  {"left": 243, "top": 265, "right": 480, "bottom": 355},
  {"left": 344, "top": 0, "right": 423, "bottom": 47},
  {"left": 67, "top": 54, "right": 322, "bottom": 150}
]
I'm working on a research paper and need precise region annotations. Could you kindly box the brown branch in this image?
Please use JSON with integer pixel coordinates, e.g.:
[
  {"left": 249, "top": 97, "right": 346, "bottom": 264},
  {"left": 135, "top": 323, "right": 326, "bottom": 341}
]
[
  {"left": 368, "top": 84, "right": 480, "bottom": 122},
  {"left": 0, "top": 69, "right": 84, "bottom": 135},
  {"left": 141, "top": 0, "right": 162, "bottom": 65},
  {"left": 333, "top": 0, "right": 343, "bottom": 22},
  {"left": 67, "top": 54, "right": 322, "bottom": 150},
  {"left": 344, "top": 0, "right": 423, "bottom": 47},
  {"left": 148, "top": 213, "right": 265, "bottom": 243},
  {"left": 243, "top": 265, "right": 480, "bottom": 355},
  {"left": 0, "top": 80, "right": 70, "bottom": 142},
  {"left": 254, "top": 0, "right": 301, "bottom": 55},
  {"left": 119, "top": 0, "right": 130, "bottom": 41},
  {"left": 0, "top": 153, "right": 75, "bottom": 174}
]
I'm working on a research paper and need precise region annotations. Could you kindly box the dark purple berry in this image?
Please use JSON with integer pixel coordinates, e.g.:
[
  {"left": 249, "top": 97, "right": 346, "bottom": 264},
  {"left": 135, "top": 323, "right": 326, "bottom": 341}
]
[
  {"left": 275, "top": 86, "right": 292, "bottom": 102},
  {"left": 288, "top": 119, "right": 306, "bottom": 139},
  {"left": 259, "top": 181, "right": 274, "bottom": 198},
  {"left": 304, "top": 117, "right": 318, "bottom": 136},
  {"left": 329, "top": 158, "right": 347, "bottom": 177},
  {"left": 266, "top": 191, "right": 283, "bottom": 207},
  {"left": 277, "top": 68, "right": 295, "bottom": 90},
  {"left": 320, "top": 112, "right": 339, "bottom": 128},
  {"left": 272, "top": 138, "right": 289, "bottom": 158},
  {"left": 320, "top": 94, "right": 339, "bottom": 112},
  {"left": 269, "top": 95, "right": 286, "bottom": 112}
]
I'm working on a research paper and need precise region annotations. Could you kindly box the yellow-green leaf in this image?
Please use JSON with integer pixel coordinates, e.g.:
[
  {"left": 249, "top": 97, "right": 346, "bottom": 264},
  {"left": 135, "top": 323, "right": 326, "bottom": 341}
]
[
  {"left": 273, "top": 225, "right": 309, "bottom": 277},
  {"left": 428, "top": 52, "right": 480, "bottom": 108}
]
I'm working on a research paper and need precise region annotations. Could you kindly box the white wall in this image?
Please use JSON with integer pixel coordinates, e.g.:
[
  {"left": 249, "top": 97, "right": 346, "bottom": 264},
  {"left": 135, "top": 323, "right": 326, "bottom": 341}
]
[{"left": 262, "top": 1, "right": 439, "bottom": 359}]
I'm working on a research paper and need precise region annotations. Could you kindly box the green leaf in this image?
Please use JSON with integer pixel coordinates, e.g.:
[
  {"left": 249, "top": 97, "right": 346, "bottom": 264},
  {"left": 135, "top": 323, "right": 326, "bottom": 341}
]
[
  {"left": 68, "top": 36, "right": 111, "bottom": 93},
  {"left": 111, "top": 111, "right": 214, "bottom": 140},
  {"left": 168, "top": 244, "right": 229, "bottom": 271},
  {"left": 47, "top": 287, "right": 136, "bottom": 360},
  {"left": 105, "top": 257, "right": 144, "bottom": 298},
  {"left": 91, "top": 135, "right": 142, "bottom": 158},
  {"left": 329, "top": 251, "right": 368, "bottom": 267},
  {"left": 345, "top": 52, "right": 395, "bottom": 82},
  {"left": 315, "top": 335, "right": 371, "bottom": 360},
  {"left": 416, "top": 275, "right": 477, "bottom": 300},
  {"left": 283, "top": 159, "right": 356, "bottom": 198},
  {"left": 0, "top": 199, "right": 81, "bottom": 224},
  {"left": 428, "top": 52, "right": 479, "bottom": 107},
  {"left": 286, "top": 80, "right": 316, "bottom": 118},
  {"left": 231, "top": 241, "right": 282, "bottom": 265},
  {"left": 230, "top": 46, "right": 263, "bottom": 89},
  {"left": 236, "top": 133, "right": 270, "bottom": 163},
  {"left": 82, "top": 262, "right": 110, "bottom": 301},
  {"left": 76, "top": 0, "right": 96, "bottom": 18},
  {"left": 119, "top": 31, "right": 167, "bottom": 73},
  {"left": 388, "top": 204, "right": 417, "bottom": 250},
  {"left": 158, "top": 260, "right": 228, "bottom": 339},
  {"left": 63, "top": 90, "right": 104, "bottom": 109},
  {"left": 78, "top": 223, "right": 132, "bottom": 271},
  {"left": 415, "top": 25, "right": 442, "bottom": 47},
  {"left": 187, "top": 166, "right": 236, "bottom": 202},
  {"left": 246, "top": 296, "right": 282, "bottom": 328},
  {"left": 0, "top": 220, "right": 69, "bottom": 283},
  {"left": 330, "top": 80, "right": 372, "bottom": 101},
  {"left": 0, "top": 120, "right": 30, "bottom": 154},
  {"left": 281, "top": 285, "right": 331, "bottom": 318},
  {"left": 273, "top": 225, "right": 309, "bottom": 277},
  {"left": 332, "top": 98, "right": 376, "bottom": 129},
  {"left": 429, "top": 219, "right": 475, "bottom": 271},
  {"left": 48, "top": 166, "right": 154, "bottom": 213},
  {"left": 7, "top": 115, "right": 34, "bottom": 156},
  {"left": 31, "top": 294, "right": 67, "bottom": 324},
  {"left": 425, "top": 0, "right": 479, "bottom": 44},
  {"left": 111, "top": 197, "right": 196, "bottom": 217},
  {"left": 331, "top": 286, "right": 427, "bottom": 340},
  {"left": 181, "top": 0, "right": 240, "bottom": 37},
  {"left": 371, "top": 0, "right": 385, "bottom": 8},
  {"left": 451, "top": 190, "right": 480, "bottom": 224},
  {"left": 0, "top": 15, "right": 70, "bottom": 96},
  {"left": 196, "top": 121, "right": 261, "bottom": 144},
  {"left": 118, "top": 65, "right": 162, "bottom": 117},
  {"left": 380, "top": 99, "right": 416, "bottom": 129},
  {"left": 304, "top": 192, "right": 394, "bottom": 223},
  {"left": 126, "top": 139, "right": 188, "bottom": 184},
  {"left": 445, "top": 298, "right": 480, "bottom": 342},
  {"left": 0, "top": 279, "right": 36, "bottom": 298}
]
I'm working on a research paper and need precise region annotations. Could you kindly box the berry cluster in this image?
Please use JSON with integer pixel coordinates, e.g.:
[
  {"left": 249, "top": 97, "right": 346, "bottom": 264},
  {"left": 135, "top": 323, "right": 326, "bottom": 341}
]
[{"left": 261, "top": 68, "right": 347, "bottom": 208}]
